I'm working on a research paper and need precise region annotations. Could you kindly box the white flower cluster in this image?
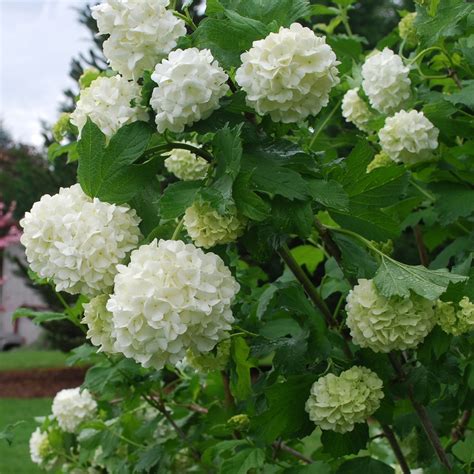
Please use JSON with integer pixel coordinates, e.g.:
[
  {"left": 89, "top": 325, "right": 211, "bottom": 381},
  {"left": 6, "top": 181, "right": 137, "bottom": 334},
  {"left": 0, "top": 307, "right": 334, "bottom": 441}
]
[
  {"left": 70, "top": 75, "right": 148, "bottom": 139},
  {"left": 436, "top": 297, "right": 474, "bottom": 336},
  {"left": 305, "top": 366, "right": 384, "bottom": 433},
  {"left": 91, "top": 0, "right": 186, "bottom": 79},
  {"left": 29, "top": 428, "right": 53, "bottom": 466},
  {"left": 82, "top": 295, "right": 117, "bottom": 352},
  {"left": 345, "top": 279, "right": 436, "bottom": 352},
  {"left": 184, "top": 202, "right": 246, "bottom": 248},
  {"left": 341, "top": 88, "right": 372, "bottom": 131},
  {"left": 164, "top": 142, "right": 209, "bottom": 181},
  {"left": 20, "top": 184, "right": 142, "bottom": 296},
  {"left": 361, "top": 48, "right": 411, "bottom": 114},
  {"left": 52, "top": 388, "right": 97, "bottom": 433},
  {"left": 150, "top": 48, "right": 229, "bottom": 133},
  {"left": 236, "top": 23, "right": 340, "bottom": 123},
  {"left": 107, "top": 239, "right": 240, "bottom": 369},
  {"left": 379, "top": 110, "right": 439, "bottom": 164}
]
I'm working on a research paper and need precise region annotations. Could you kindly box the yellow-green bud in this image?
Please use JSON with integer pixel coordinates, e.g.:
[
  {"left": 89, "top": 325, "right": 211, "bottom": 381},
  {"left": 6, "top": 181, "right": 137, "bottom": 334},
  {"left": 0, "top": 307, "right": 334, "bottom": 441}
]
[
  {"left": 79, "top": 68, "right": 101, "bottom": 90},
  {"left": 399, "top": 13, "right": 418, "bottom": 48},
  {"left": 52, "top": 113, "right": 73, "bottom": 143},
  {"left": 371, "top": 239, "right": 394, "bottom": 256},
  {"left": 367, "top": 152, "right": 393, "bottom": 173},
  {"left": 227, "top": 414, "right": 250, "bottom": 431}
]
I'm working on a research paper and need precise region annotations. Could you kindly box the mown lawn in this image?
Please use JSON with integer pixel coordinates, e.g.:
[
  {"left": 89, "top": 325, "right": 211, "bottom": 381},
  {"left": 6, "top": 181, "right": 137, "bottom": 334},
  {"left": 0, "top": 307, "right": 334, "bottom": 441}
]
[
  {"left": 0, "top": 349, "right": 69, "bottom": 371},
  {"left": 0, "top": 398, "right": 52, "bottom": 474}
]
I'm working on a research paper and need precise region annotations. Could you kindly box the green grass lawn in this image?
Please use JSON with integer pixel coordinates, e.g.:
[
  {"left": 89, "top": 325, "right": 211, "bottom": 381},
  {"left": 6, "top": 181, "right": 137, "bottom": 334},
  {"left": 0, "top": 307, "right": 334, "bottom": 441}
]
[
  {"left": 0, "top": 349, "right": 69, "bottom": 372},
  {"left": 0, "top": 398, "right": 52, "bottom": 474}
]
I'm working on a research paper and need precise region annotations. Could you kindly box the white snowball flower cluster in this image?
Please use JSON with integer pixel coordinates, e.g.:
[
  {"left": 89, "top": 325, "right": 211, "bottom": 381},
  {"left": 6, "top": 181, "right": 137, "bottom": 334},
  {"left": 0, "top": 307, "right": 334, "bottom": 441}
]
[
  {"left": 150, "top": 48, "right": 229, "bottom": 133},
  {"left": 20, "top": 184, "right": 142, "bottom": 297},
  {"left": 361, "top": 48, "right": 411, "bottom": 114},
  {"left": 236, "top": 23, "right": 340, "bottom": 123},
  {"left": 346, "top": 279, "right": 436, "bottom": 352},
  {"left": 184, "top": 202, "right": 246, "bottom": 248},
  {"left": 379, "top": 110, "right": 439, "bottom": 164},
  {"left": 164, "top": 142, "right": 210, "bottom": 181},
  {"left": 52, "top": 388, "right": 97, "bottom": 433},
  {"left": 341, "top": 88, "right": 372, "bottom": 131},
  {"left": 70, "top": 75, "right": 148, "bottom": 139},
  {"left": 305, "top": 366, "right": 384, "bottom": 433},
  {"left": 82, "top": 295, "right": 117, "bottom": 352},
  {"left": 107, "top": 239, "right": 240, "bottom": 369},
  {"left": 91, "top": 0, "right": 186, "bottom": 79},
  {"left": 29, "top": 428, "right": 53, "bottom": 466}
]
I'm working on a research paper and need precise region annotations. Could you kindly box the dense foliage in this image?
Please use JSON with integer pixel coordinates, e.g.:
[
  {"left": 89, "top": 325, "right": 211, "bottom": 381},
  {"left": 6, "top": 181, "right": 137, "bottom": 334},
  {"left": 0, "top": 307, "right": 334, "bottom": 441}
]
[{"left": 8, "top": 0, "right": 474, "bottom": 472}]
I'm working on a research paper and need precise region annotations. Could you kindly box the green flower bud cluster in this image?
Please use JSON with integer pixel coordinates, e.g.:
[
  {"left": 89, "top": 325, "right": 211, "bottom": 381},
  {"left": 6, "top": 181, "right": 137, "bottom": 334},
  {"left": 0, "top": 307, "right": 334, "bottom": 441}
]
[
  {"left": 346, "top": 279, "right": 436, "bottom": 352},
  {"left": 305, "top": 366, "right": 384, "bottom": 433},
  {"left": 436, "top": 297, "right": 474, "bottom": 335},
  {"left": 227, "top": 414, "right": 250, "bottom": 432},
  {"left": 184, "top": 202, "right": 246, "bottom": 249},
  {"left": 398, "top": 13, "right": 418, "bottom": 48},
  {"left": 186, "top": 338, "right": 231, "bottom": 372},
  {"left": 52, "top": 113, "right": 74, "bottom": 143}
]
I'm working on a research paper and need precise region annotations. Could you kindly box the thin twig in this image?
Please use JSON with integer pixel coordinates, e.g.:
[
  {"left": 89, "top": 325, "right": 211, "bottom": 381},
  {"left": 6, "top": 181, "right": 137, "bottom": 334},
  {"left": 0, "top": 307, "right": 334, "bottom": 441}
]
[
  {"left": 272, "top": 440, "right": 314, "bottom": 464},
  {"left": 381, "top": 424, "right": 411, "bottom": 474},
  {"left": 389, "top": 354, "right": 452, "bottom": 471},
  {"left": 449, "top": 409, "right": 472, "bottom": 447},
  {"left": 413, "top": 225, "right": 430, "bottom": 267},
  {"left": 314, "top": 217, "right": 342, "bottom": 265},
  {"left": 221, "top": 371, "right": 235, "bottom": 409}
]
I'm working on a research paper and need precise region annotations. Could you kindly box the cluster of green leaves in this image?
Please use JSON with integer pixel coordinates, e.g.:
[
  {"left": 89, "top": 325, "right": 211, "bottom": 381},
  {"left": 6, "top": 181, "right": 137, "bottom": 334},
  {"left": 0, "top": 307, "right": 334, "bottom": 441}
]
[{"left": 16, "top": 0, "right": 474, "bottom": 473}]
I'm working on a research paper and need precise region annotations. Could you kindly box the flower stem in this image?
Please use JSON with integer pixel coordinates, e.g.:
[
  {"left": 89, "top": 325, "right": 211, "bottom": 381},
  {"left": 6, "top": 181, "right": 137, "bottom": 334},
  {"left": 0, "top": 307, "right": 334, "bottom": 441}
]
[
  {"left": 381, "top": 424, "right": 411, "bottom": 474},
  {"left": 309, "top": 99, "right": 342, "bottom": 149},
  {"left": 171, "top": 216, "right": 185, "bottom": 240}
]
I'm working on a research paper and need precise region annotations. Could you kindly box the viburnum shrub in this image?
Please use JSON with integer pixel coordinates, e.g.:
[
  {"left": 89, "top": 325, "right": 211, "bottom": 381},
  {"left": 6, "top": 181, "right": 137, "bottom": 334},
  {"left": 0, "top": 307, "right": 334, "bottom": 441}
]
[{"left": 12, "top": 0, "right": 474, "bottom": 472}]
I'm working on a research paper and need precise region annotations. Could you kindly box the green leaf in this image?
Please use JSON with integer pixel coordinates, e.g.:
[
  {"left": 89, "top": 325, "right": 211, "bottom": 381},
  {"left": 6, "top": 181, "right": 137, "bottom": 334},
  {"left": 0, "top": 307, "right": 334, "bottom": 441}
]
[
  {"left": 415, "top": 0, "right": 474, "bottom": 46},
  {"left": 374, "top": 255, "right": 467, "bottom": 300},
  {"left": 321, "top": 424, "right": 369, "bottom": 458},
  {"left": 271, "top": 197, "right": 313, "bottom": 237},
  {"left": 432, "top": 182, "right": 474, "bottom": 224},
  {"left": 285, "top": 462, "right": 331, "bottom": 474},
  {"left": 77, "top": 118, "right": 106, "bottom": 196},
  {"left": 77, "top": 121, "right": 153, "bottom": 203},
  {"left": 333, "top": 141, "right": 375, "bottom": 188},
  {"left": 330, "top": 207, "right": 400, "bottom": 241},
  {"left": 135, "top": 445, "right": 162, "bottom": 472},
  {"left": 159, "top": 181, "right": 201, "bottom": 219},
  {"left": 220, "top": 447, "right": 265, "bottom": 474},
  {"left": 230, "top": 337, "right": 255, "bottom": 401},
  {"left": 307, "top": 179, "right": 349, "bottom": 211},
  {"left": 233, "top": 172, "right": 271, "bottom": 221},
  {"left": 0, "top": 421, "right": 26, "bottom": 446},
  {"left": 336, "top": 457, "right": 395, "bottom": 474},
  {"left": 444, "top": 80, "right": 474, "bottom": 109},
  {"left": 291, "top": 245, "right": 325, "bottom": 274},
  {"left": 254, "top": 375, "right": 317, "bottom": 442},
  {"left": 452, "top": 433, "right": 474, "bottom": 464},
  {"left": 12, "top": 308, "right": 67, "bottom": 324}
]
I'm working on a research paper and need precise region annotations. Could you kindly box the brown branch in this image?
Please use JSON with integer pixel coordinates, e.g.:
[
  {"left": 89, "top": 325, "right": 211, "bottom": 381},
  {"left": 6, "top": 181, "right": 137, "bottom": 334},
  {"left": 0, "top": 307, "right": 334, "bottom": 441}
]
[
  {"left": 450, "top": 409, "right": 472, "bottom": 444},
  {"left": 278, "top": 244, "right": 336, "bottom": 328},
  {"left": 314, "top": 217, "right": 342, "bottom": 265},
  {"left": 389, "top": 354, "right": 452, "bottom": 471},
  {"left": 381, "top": 424, "right": 411, "bottom": 474},
  {"left": 221, "top": 371, "right": 235, "bottom": 409},
  {"left": 447, "top": 68, "right": 462, "bottom": 90},
  {"left": 272, "top": 440, "right": 314, "bottom": 464},
  {"left": 414, "top": 225, "right": 430, "bottom": 266}
]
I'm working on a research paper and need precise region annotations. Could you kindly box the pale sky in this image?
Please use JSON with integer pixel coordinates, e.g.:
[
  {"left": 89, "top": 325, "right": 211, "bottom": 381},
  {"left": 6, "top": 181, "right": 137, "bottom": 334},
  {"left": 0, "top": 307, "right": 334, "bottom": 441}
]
[{"left": 1, "top": 0, "right": 91, "bottom": 147}]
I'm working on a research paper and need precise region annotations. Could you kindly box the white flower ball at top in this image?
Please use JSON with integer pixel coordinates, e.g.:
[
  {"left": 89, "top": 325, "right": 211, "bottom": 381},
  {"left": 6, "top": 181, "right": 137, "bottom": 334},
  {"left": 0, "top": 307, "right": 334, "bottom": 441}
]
[
  {"left": 361, "top": 48, "right": 411, "bottom": 114},
  {"left": 82, "top": 295, "right": 117, "bottom": 353},
  {"left": 70, "top": 75, "right": 148, "bottom": 139},
  {"left": 164, "top": 142, "right": 210, "bottom": 181},
  {"left": 107, "top": 239, "right": 240, "bottom": 369},
  {"left": 346, "top": 279, "right": 436, "bottom": 352},
  {"left": 236, "top": 23, "right": 340, "bottom": 123},
  {"left": 29, "top": 428, "right": 53, "bottom": 466},
  {"left": 341, "top": 88, "right": 372, "bottom": 131},
  {"left": 52, "top": 388, "right": 97, "bottom": 433},
  {"left": 150, "top": 48, "right": 229, "bottom": 133},
  {"left": 91, "top": 0, "right": 186, "bottom": 79},
  {"left": 305, "top": 366, "right": 384, "bottom": 433},
  {"left": 20, "top": 184, "right": 142, "bottom": 296},
  {"left": 379, "top": 110, "right": 439, "bottom": 164},
  {"left": 184, "top": 202, "right": 246, "bottom": 248}
]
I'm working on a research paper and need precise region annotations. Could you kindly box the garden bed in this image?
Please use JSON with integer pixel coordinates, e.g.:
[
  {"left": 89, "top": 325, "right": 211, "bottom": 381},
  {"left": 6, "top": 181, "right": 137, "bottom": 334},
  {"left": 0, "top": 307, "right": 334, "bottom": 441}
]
[{"left": 0, "top": 366, "right": 87, "bottom": 398}]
